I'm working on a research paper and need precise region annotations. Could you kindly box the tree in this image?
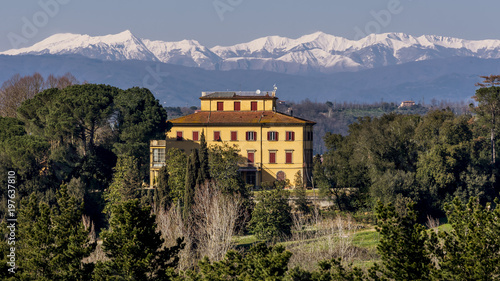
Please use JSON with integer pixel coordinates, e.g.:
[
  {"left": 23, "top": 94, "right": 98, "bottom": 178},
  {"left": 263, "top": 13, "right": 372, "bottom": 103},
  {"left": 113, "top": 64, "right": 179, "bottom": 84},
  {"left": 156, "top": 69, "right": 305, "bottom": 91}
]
[
  {"left": 208, "top": 143, "right": 246, "bottom": 195},
  {"left": 104, "top": 156, "right": 142, "bottom": 214},
  {"left": 17, "top": 185, "right": 96, "bottom": 280},
  {"left": 191, "top": 181, "right": 242, "bottom": 262},
  {"left": 94, "top": 199, "right": 184, "bottom": 280},
  {"left": 374, "top": 201, "right": 432, "bottom": 280},
  {"left": 250, "top": 188, "right": 292, "bottom": 241},
  {"left": 183, "top": 149, "right": 200, "bottom": 221},
  {"left": 428, "top": 197, "right": 500, "bottom": 280},
  {"left": 155, "top": 165, "right": 171, "bottom": 212},
  {"left": 199, "top": 130, "right": 210, "bottom": 183},
  {"left": 472, "top": 75, "right": 500, "bottom": 163},
  {"left": 113, "top": 87, "right": 168, "bottom": 180},
  {"left": 197, "top": 242, "right": 292, "bottom": 281},
  {"left": 165, "top": 148, "right": 188, "bottom": 204},
  {"left": 294, "top": 170, "right": 310, "bottom": 214}
]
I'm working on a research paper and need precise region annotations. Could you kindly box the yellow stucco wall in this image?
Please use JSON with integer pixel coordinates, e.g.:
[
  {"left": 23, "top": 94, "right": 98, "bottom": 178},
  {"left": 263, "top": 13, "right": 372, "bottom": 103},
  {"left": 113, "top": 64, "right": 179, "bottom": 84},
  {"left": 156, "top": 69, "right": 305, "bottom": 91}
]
[
  {"left": 200, "top": 98, "right": 275, "bottom": 111},
  {"left": 157, "top": 124, "right": 312, "bottom": 188}
]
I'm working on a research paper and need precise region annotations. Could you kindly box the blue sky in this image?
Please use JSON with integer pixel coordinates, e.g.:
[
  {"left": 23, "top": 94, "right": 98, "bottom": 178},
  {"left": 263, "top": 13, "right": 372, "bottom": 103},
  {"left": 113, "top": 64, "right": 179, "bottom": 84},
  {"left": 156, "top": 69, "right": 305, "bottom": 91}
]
[{"left": 1, "top": 0, "right": 499, "bottom": 51}]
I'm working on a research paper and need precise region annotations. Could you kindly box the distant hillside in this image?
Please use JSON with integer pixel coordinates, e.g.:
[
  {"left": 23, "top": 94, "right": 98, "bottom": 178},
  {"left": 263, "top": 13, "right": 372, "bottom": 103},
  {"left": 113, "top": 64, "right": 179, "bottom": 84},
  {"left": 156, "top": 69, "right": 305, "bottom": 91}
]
[{"left": 0, "top": 54, "right": 497, "bottom": 107}]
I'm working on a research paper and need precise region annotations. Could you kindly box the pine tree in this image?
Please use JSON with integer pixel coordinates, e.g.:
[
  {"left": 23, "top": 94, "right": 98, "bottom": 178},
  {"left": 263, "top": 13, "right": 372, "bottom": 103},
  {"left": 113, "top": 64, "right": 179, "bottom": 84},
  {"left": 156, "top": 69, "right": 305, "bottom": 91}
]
[
  {"left": 198, "top": 242, "right": 292, "bottom": 280},
  {"left": 17, "top": 185, "right": 96, "bottom": 280},
  {"left": 199, "top": 130, "right": 210, "bottom": 183},
  {"left": 104, "top": 155, "right": 141, "bottom": 214},
  {"left": 428, "top": 197, "right": 500, "bottom": 280},
  {"left": 94, "top": 199, "right": 184, "bottom": 281},
  {"left": 250, "top": 188, "right": 292, "bottom": 241},
  {"left": 375, "top": 201, "right": 432, "bottom": 281}
]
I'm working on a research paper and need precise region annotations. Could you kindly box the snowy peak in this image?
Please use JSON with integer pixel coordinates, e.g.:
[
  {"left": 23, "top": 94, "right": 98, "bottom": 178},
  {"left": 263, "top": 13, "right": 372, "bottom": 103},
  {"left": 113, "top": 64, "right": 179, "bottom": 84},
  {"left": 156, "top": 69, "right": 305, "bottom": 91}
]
[
  {"left": 142, "top": 38, "right": 220, "bottom": 69},
  {"left": 2, "top": 30, "right": 500, "bottom": 74},
  {"left": 1, "top": 30, "right": 158, "bottom": 61}
]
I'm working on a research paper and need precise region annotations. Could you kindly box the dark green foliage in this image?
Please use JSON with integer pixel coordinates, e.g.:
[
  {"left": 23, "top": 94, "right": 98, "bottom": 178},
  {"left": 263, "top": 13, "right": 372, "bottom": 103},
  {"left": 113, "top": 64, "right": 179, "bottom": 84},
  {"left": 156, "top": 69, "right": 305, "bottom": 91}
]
[
  {"left": 184, "top": 149, "right": 200, "bottom": 221},
  {"left": 294, "top": 171, "right": 310, "bottom": 214},
  {"left": 250, "top": 188, "right": 292, "bottom": 241},
  {"left": 471, "top": 83, "right": 500, "bottom": 164},
  {"left": 208, "top": 143, "right": 246, "bottom": 195},
  {"left": 428, "top": 197, "right": 500, "bottom": 280},
  {"left": 113, "top": 87, "right": 168, "bottom": 181},
  {"left": 0, "top": 117, "right": 25, "bottom": 141},
  {"left": 94, "top": 199, "right": 184, "bottom": 281},
  {"left": 198, "top": 130, "right": 210, "bottom": 183},
  {"left": 307, "top": 258, "right": 367, "bottom": 281},
  {"left": 374, "top": 201, "right": 432, "bottom": 281},
  {"left": 104, "top": 156, "right": 142, "bottom": 214},
  {"left": 197, "top": 242, "right": 292, "bottom": 280},
  {"left": 17, "top": 185, "right": 96, "bottom": 280},
  {"left": 155, "top": 165, "right": 171, "bottom": 211},
  {"left": 165, "top": 148, "right": 188, "bottom": 204}
]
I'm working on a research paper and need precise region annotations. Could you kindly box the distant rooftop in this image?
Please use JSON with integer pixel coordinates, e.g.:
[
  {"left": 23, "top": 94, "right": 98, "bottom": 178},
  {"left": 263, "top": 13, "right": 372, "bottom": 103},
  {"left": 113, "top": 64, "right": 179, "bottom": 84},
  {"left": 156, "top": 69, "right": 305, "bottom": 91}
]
[{"left": 201, "top": 90, "right": 277, "bottom": 98}]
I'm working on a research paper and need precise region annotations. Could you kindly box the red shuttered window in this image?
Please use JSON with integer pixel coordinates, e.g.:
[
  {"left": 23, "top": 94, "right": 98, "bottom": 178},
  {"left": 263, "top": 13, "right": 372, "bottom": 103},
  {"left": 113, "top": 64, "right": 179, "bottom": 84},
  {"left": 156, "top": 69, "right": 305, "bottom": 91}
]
[
  {"left": 214, "top": 131, "right": 221, "bottom": 141},
  {"left": 251, "top": 101, "right": 257, "bottom": 111},
  {"left": 267, "top": 131, "right": 278, "bottom": 141},
  {"left": 176, "top": 131, "right": 183, "bottom": 141},
  {"left": 231, "top": 131, "right": 237, "bottom": 141},
  {"left": 234, "top": 101, "right": 241, "bottom": 111},
  {"left": 285, "top": 131, "right": 295, "bottom": 141},
  {"left": 246, "top": 131, "right": 257, "bottom": 141},
  {"left": 269, "top": 151, "right": 276, "bottom": 164},
  {"left": 192, "top": 131, "right": 199, "bottom": 141},
  {"left": 217, "top": 102, "right": 224, "bottom": 111},
  {"left": 248, "top": 152, "right": 254, "bottom": 164},
  {"left": 285, "top": 151, "right": 293, "bottom": 164}
]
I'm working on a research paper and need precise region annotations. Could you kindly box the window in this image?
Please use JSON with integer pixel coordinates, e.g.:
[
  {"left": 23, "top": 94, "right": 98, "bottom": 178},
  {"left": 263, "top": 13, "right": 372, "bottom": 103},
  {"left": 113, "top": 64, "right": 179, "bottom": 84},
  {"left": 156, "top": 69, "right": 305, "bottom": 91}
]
[
  {"left": 269, "top": 151, "right": 276, "bottom": 164},
  {"left": 247, "top": 151, "right": 255, "bottom": 164},
  {"left": 231, "top": 131, "right": 238, "bottom": 141},
  {"left": 217, "top": 102, "right": 224, "bottom": 111},
  {"left": 285, "top": 151, "right": 293, "bottom": 164},
  {"left": 307, "top": 131, "right": 313, "bottom": 141},
  {"left": 192, "top": 131, "right": 199, "bottom": 141},
  {"left": 251, "top": 101, "right": 257, "bottom": 111},
  {"left": 214, "top": 131, "right": 221, "bottom": 141},
  {"left": 234, "top": 101, "right": 241, "bottom": 111},
  {"left": 176, "top": 131, "right": 183, "bottom": 141},
  {"left": 285, "top": 131, "right": 295, "bottom": 141},
  {"left": 267, "top": 131, "right": 278, "bottom": 141},
  {"left": 152, "top": 148, "right": 165, "bottom": 163},
  {"left": 246, "top": 131, "right": 257, "bottom": 141},
  {"left": 246, "top": 172, "right": 256, "bottom": 186}
]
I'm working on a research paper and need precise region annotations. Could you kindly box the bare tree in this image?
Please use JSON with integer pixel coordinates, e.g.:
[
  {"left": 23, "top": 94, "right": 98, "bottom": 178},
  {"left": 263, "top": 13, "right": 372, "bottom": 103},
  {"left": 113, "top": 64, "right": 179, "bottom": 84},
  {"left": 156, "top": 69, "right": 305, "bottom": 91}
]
[
  {"left": 192, "top": 181, "right": 242, "bottom": 262},
  {"left": 0, "top": 72, "right": 79, "bottom": 117}
]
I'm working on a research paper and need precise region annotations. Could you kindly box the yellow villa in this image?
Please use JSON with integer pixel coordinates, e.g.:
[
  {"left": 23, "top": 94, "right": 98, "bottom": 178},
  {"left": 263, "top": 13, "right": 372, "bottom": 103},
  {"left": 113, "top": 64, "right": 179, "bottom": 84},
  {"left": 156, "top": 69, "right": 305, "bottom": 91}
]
[{"left": 150, "top": 90, "right": 315, "bottom": 188}]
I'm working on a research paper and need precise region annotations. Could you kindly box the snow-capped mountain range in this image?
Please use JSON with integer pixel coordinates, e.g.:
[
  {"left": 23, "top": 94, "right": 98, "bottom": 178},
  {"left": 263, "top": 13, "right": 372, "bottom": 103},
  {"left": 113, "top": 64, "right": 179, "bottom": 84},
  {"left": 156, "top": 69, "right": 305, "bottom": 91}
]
[{"left": 3, "top": 30, "right": 500, "bottom": 75}]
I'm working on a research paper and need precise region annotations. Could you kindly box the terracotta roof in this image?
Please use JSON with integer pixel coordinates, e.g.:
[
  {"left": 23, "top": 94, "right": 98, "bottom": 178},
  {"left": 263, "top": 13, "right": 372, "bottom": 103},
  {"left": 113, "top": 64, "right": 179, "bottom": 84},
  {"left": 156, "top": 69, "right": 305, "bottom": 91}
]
[
  {"left": 169, "top": 111, "right": 315, "bottom": 125},
  {"left": 200, "top": 92, "right": 277, "bottom": 100}
]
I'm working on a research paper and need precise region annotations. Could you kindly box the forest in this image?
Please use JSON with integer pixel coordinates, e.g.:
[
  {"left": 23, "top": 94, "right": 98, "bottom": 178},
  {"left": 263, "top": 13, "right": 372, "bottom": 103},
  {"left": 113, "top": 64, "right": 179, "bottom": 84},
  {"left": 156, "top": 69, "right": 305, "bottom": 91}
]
[{"left": 0, "top": 73, "right": 499, "bottom": 280}]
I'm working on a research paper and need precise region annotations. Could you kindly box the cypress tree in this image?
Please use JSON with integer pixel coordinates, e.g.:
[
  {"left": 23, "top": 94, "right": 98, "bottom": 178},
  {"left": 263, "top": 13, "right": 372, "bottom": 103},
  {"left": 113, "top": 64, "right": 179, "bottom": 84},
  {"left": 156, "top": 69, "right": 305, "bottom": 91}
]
[
  {"left": 183, "top": 149, "right": 200, "bottom": 221},
  {"left": 154, "top": 165, "right": 171, "bottom": 212},
  {"left": 199, "top": 130, "right": 210, "bottom": 183}
]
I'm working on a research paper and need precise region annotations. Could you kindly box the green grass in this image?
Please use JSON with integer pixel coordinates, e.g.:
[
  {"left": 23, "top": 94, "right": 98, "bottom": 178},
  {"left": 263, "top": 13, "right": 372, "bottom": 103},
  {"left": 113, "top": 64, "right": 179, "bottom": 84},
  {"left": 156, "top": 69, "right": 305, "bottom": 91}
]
[
  {"left": 437, "top": 223, "right": 452, "bottom": 232},
  {"left": 233, "top": 234, "right": 260, "bottom": 248},
  {"left": 352, "top": 229, "right": 379, "bottom": 250}
]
